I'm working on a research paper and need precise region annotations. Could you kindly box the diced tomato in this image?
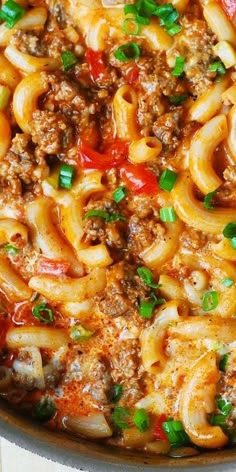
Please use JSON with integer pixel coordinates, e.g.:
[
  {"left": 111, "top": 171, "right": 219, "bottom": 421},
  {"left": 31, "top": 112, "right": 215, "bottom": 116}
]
[
  {"left": 78, "top": 140, "right": 128, "bottom": 170},
  {"left": 120, "top": 163, "right": 159, "bottom": 195},
  {"left": 37, "top": 257, "right": 70, "bottom": 276},
  {"left": 153, "top": 414, "right": 168, "bottom": 441},
  {"left": 86, "top": 49, "right": 106, "bottom": 81},
  {"left": 218, "top": 0, "right": 236, "bottom": 19},
  {"left": 126, "top": 65, "right": 139, "bottom": 85}
]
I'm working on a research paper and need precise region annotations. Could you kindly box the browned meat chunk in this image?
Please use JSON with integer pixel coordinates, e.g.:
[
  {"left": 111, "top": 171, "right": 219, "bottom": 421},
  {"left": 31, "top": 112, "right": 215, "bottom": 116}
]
[
  {"left": 31, "top": 110, "right": 74, "bottom": 155},
  {"left": 153, "top": 110, "right": 183, "bottom": 152}
]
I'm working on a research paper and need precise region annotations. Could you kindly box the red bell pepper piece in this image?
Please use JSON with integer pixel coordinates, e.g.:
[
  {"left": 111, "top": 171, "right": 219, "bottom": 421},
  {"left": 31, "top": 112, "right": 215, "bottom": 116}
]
[
  {"left": 37, "top": 257, "right": 70, "bottom": 276},
  {"left": 126, "top": 65, "right": 139, "bottom": 85},
  {"left": 78, "top": 140, "right": 128, "bottom": 170},
  {"left": 120, "top": 162, "right": 159, "bottom": 195},
  {"left": 153, "top": 414, "right": 168, "bottom": 441},
  {"left": 86, "top": 49, "right": 106, "bottom": 81}
]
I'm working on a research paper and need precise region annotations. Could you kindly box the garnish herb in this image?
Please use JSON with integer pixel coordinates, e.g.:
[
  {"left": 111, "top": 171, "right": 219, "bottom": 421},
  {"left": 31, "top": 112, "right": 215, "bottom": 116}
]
[
  {"left": 159, "top": 206, "right": 177, "bottom": 222},
  {"left": 169, "top": 94, "right": 188, "bottom": 105},
  {"left": 162, "top": 420, "right": 189, "bottom": 448},
  {"left": 58, "top": 164, "right": 75, "bottom": 189},
  {"left": 133, "top": 409, "right": 150, "bottom": 432},
  {"left": 33, "top": 395, "right": 56, "bottom": 422},
  {"left": 111, "top": 407, "right": 131, "bottom": 429},
  {"left": 70, "top": 324, "right": 93, "bottom": 342},
  {"left": 209, "top": 61, "right": 226, "bottom": 76},
  {"left": 122, "top": 17, "right": 141, "bottom": 35},
  {"left": 2, "top": 244, "right": 19, "bottom": 255},
  {"left": 137, "top": 266, "right": 161, "bottom": 289},
  {"left": 113, "top": 186, "right": 128, "bottom": 203},
  {"left": 221, "top": 278, "right": 234, "bottom": 287},
  {"left": 0, "top": 0, "right": 26, "bottom": 28},
  {"left": 223, "top": 222, "right": 236, "bottom": 239},
  {"left": 219, "top": 354, "right": 229, "bottom": 372},
  {"left": 203, "top": 190, "right": 217, "bottom": 210},
  {"left": 171, "top": 56, "right": 185, "bottom": 77},
  {"left": 114, "top": 42, "right": 141, "bottom": 61},
  {"left": 217, "top": 396, "right": 232, "bottom": 416},
  {"left": 32, "top": 302, "right": 54, "bottom": 324},
  {"left": 202, "top": 291, "right": 219, "bottom": 311},
  {"left": 159, "top": 169, "right": 178, "bottom": 192},
  {"left": 111, "top": 384, "right": 123, "bottom": 403},
  {"left": 61, "top": 51, "right": 78, "bottom": 71},
  {"left": 0, "top": 85, "right": 11, "bottom": 111},
  {"left": 83, "top": 209, "right": 127, "bottom": 222},
  {"left": 210, "top": 414, "right": 227, "bottom": 427},
  {"left": 139, "top": 292, "right": 165, "bottom": 319}
]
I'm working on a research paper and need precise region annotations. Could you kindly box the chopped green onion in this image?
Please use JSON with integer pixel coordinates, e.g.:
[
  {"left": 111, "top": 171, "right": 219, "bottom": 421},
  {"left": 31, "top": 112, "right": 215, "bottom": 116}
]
[
  {"left": 61, "top": 51, "right": 78, "bottom": 71},
  {"left": 209, "top": 61, "right": 226, "bottom": 76},
  {"left": 212, "top": 341, "right": 224, "bottom": 352},
  {"left": 122, "top": 17, "right": 141, "bottom": 35},
  {"left": 202, "top": 291, "right": 219, "bottom": 312},
  {"left": 223, "top": 222, "right": 236, "bottom": 239},
  {"left": 70, "top": 324, "right": 93, "bottom": 342},
  {"left": 83, "top": 209, "right": 127, "bottom": 222},
  {"left": 111, "top": 407, "right": 131, "bottom": 429},
  {"left": 132, "top": 0, "right": 157, "bottom": 18},
  {"left": 231, "top": 237, "right": 236, "bottom": 249},
  {"left": 124, "top": 4, "right": 138, "bottom": 15},
  {"left": 111, "top": 385, "right": 123, "bottom": 403},
  {"left": 0, "top": 0, "right": 26, "bottom": 29},
  {"left": 155, "top": 3, "right": 179, "bottom": 22},
  {"left": 113, "top": 186, "right": 128, "bottom": 203},
  {"left": 133, "top": 409, "right": 150, "bottom": 432},
  {"left": 159, "top": 168, "right": 178, "bottom": 192},
  {"left": 159, "top": 206, "right": 177, "bottom": 222},
  {"left": 137, "top": 266, "right": 160, "bottom": 289},
  {"left": 32, "top": 302, "right": 54, "bottom": 324},
  {"left": 114, "top": 42, "right": 141, "bottom": 62},
  {"left": 33, "top": 395, "right": 56, "bottom": 422},
  {"left": 171, "top": 56, "right": 185, "bottom": 77},
  {"left": 2, "top": 244, "right": 19, "bottom": 255},
  {"left": 0, "top": 85, "right": 11, "bottom": 111},
  {"left": 221, "top": 277, "right": 234, "bottom": 287},
  {"left": 217, "top": 397, "right": 232, "bottom": 416},
  {"left": 203, "top": 190, "right": 217, "bottom": 210},
  {"left": 210, "top": 414, "right": 227, "bottom": 427},
  {"left": 169, "top": 94, "right": 188, "bottom": 105},
  {"left": 219, "top": 354, "right": 229, "bottom": 372},
  {"left": 165, "top": 23, "right": 181, "bottom": 35},
  {"left": 58, "top": 164, "right": 75, "bottom": 189},
  {"left": 162, "top": 420, "right": 189, "bottom": 448},
  {"left": 139, "top": 292, "right": 165, "bottom": 319}
]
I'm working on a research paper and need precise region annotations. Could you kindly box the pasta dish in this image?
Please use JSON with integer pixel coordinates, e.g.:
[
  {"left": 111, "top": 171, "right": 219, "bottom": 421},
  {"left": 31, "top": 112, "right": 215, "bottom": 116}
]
[{"left": 0, "top": 0, "right": 236, "bottom": 457}]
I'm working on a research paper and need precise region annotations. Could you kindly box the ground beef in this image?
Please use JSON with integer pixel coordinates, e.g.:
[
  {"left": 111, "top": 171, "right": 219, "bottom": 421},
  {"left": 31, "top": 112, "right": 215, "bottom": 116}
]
[
  {"left": 0, "top": 134, "right": 48, "bottom": 196},
  {"left": 99, "top": 262, "right": 150, "bottom": 317},
  {"left": 180, "top": 227, "right": 208, "bottom": 251},
  {"left": 31, "top": 110, "right": 74, "bottom": 155},
  {"left": 152, "top": 110, "right": 183, "bottom": 153},
  {"left": 12, "top": 31, "right": 45, "bottom": 56},
  {"left": 128, "top": 215, "right": 165, "bottom": 257},
  {"left": 110, "top": 339, "right": 143, "bottom": 406}
]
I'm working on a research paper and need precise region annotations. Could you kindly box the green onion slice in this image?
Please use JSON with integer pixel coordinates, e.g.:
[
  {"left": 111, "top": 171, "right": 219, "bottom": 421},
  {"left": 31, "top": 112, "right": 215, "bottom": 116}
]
[
  {"left": 111, "top": 384, "right": 123, "bottom": 403},
  {"left": 61, "top": 51, "right": 78, "bottom": 71},
  {"left": 139, "top": 292, "right": 165, "bottom": 319},
  {"left": 165, "top": 23, "right": 181, "bottom": 35},
  {"left": 219, "top": 353, "right": 229, "bottom": 372},
  {"left": 202, "top": 291, "right": 219, "bottom": 311},
  {"left": 203, "top": 190, "right": 217, "bottom": 210},
  {"left": 217, "top": 396, "right": 232, "bottom": 416},
  {"left": 221, "top": 277, "right": 234, "bottom": 287},
  {"left": 137, "top": 266, "right": 160, "bottom": 289},
  {"left": 32, "top": 302, "right": 54, "bottom": 324},
  {"left": 83, "top": 209, "right": 127, "bottom": 222},
  {"left": 159, "top": 168, "right": 178, "bottom": 192},
  {"left": 210, "top": 414, "right": 227, "bottom": 427},
  {"left": 114, "top": 42, "right": 141, "bottom": 61},
  {"left": 231, "top": 237, "right": 236, "bottom": 249},
  {"left": 171, "top": 56, "right": 185, "bottom": 77},
  {"left": 70, "top": 324, "right": 93, "bottom": 342},
  {"left": 159, "top": 206, "right": 177, "bottom": 222},
  {"left": 162, "top": 420, "right": 189, "bottom": 448},
  {"left": 113, "top": 186, "right": 128, "bottom": 203},
  {"left": 33, "top": 395, "right": 56, "bottom": 422},
  {"left": 0, "top": 85, "right": 11, "bottom": 111},
  {"left": 133, "top": 409, "right": 150, "bottom": 432},
  {"left": 223, "top": 222, "right": 236, "bottom": 239},
  {"left": 58, "top": 164, "right": 75, "bottom": 189},
  {"left": 0, "top": 0, "right": 26, "bottom": 28},
  {"left": 2, "top": 244, "right": 19, "bottom": 255},
  {"left": 169, "top": 94, "right": 188, "bottom": 105},
  {"left": 209, "top": 61, "right": 226, "bottom": 76},
  {"left": 122, "top": 17, "right": 141, "bottom": 35},
  {"left": 111, "top": 407, "right": 131, "bottom": 429}
]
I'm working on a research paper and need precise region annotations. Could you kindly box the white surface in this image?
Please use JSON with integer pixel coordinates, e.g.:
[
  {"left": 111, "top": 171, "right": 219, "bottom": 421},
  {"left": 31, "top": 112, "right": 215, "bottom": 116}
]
[{"left": 0, "top": 439, "right": 84, "bottom": 472}]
